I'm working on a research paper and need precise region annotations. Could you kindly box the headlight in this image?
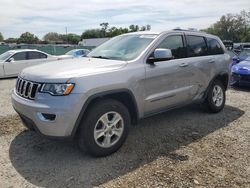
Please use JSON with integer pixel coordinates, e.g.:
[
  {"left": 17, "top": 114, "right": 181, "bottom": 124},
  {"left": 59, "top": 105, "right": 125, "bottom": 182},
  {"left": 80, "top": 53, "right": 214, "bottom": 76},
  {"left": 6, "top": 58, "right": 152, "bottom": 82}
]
[{"left": 40, "top": 83, "right": 74, "bottom": 96}]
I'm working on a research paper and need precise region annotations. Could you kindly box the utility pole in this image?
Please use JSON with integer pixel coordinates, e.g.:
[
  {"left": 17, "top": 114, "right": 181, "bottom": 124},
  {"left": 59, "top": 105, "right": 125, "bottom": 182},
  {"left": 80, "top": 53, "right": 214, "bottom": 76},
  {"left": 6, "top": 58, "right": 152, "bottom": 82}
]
[{"left": 65, "top": 26, "right": 68, "bottom": 44}]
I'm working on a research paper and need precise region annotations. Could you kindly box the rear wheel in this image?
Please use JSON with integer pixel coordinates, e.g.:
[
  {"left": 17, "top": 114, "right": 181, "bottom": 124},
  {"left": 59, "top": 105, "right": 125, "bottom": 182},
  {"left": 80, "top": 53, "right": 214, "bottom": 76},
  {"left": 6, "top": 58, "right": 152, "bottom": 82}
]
[
  {"left": 204, "top": 80, "right": 226, "bottom": 113},
  {"left": 78, "top": 99, "right": 130, "bottom": 157}
]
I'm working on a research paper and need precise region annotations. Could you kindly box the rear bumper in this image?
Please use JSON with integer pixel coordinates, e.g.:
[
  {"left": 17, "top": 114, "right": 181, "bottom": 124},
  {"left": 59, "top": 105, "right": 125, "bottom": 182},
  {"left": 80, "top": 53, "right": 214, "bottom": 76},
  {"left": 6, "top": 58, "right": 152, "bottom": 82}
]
[{"left": 11, "top": 89, "right": 86, "bottom": 137}]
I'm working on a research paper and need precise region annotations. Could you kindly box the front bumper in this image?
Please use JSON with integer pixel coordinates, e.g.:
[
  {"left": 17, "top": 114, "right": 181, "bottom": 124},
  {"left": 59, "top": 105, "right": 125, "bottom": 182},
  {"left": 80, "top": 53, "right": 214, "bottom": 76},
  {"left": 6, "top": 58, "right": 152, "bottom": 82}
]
[
  {"left": 12, "top": 89, "right": 85, "bottom": 137},
  {"left": 231, "top": 73, "right": 250, "bottom": 86}
]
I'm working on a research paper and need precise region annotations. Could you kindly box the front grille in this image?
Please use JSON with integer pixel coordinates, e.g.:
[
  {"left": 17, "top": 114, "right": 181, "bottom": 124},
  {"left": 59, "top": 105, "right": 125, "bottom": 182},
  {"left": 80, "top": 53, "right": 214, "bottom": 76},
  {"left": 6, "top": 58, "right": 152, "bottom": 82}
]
[{"left": 16, "top": 78, "right": 41, "bottom": 100}]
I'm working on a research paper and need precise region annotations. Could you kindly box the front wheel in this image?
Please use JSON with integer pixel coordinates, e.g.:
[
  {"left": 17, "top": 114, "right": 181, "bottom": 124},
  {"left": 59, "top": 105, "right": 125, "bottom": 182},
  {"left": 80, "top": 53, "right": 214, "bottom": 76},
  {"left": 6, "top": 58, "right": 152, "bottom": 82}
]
[
  {"left": 204, "top": 80, "right": 226, "bottom": 113},
  {"left": 78, "top": 99, "right": 130, "bottom": 157}
]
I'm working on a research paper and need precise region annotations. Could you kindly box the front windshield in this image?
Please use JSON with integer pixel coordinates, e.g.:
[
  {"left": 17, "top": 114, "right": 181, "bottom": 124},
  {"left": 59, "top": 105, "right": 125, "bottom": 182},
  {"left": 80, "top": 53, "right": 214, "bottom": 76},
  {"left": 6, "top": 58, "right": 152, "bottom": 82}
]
[
  {"left": 245, "top": 56, "right": 250, "bottom": 61},
  {"left": 0, "top": 51, "right": 14, "bottom": 61},
  {"left": 239, "top": 49, "right": 250, "bottom": 58},
  {"left": 87, "top": 34, "right": 158, "bottom": 61}
]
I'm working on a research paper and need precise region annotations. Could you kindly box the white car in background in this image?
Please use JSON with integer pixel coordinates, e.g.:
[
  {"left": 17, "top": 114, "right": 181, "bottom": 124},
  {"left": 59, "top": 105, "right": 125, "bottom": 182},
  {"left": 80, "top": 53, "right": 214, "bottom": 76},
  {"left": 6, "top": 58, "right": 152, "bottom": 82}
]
[{"left": 0, "top": 49, "right": 64, "bottom": 78}]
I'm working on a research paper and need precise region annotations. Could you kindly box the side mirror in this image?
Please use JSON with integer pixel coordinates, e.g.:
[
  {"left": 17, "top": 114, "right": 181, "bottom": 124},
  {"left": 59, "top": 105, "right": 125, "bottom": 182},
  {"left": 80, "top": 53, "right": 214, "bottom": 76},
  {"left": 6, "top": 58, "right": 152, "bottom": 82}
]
[
  {"left": 147, "top": 48, "right": 173, "bottom": 64},
  {"left": 8, "top": 58, "right": 15, "bottom": 63}
]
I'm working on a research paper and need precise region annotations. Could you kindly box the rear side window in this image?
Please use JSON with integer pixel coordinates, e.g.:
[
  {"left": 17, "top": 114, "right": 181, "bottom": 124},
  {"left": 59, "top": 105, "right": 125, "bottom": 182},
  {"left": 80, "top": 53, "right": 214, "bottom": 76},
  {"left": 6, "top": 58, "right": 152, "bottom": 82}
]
[
  {"left": 11, "top": 52, "right": 27, "bottom": 61},
  {"left": 186, "top": 35, "right": 208, "bottom": 57},
  {"left": 157, "top": 35, "right": 187, "bottom": 59},
  {"left": 206, "top": 38, "right": 224, "bottom": 55},
  {"left": 28, "top": 52, "right": 47, "bottom": 60}
]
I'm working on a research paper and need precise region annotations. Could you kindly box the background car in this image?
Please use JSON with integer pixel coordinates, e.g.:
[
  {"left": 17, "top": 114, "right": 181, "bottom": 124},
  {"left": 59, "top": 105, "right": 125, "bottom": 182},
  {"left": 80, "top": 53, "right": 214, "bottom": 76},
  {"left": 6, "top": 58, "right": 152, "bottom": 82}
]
[
  {"left": 226, "top": 49, "right": 240, "bottom": 67},
  {"left": 238, "top": 49, "right": 250, "bottom": 62},
  {"left": 0, "top": 49, "right": 61, "bottom": 78},
  {"left": 64, "top": 49, "right": 90, "bottom": 58},
  {"left": 231, "top": 56, "right": 250, "bottom": 87}
]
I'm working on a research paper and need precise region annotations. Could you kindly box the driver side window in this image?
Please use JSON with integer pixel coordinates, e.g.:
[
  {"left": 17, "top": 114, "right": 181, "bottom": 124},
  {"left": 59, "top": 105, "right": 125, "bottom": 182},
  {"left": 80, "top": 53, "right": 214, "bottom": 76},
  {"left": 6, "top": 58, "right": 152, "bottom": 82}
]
[
  {"left": 11, "top": 52, "right": 27, "bottom": 61},
  {"left": 157, "top": 35, "right": 187, "bottom": 59}
]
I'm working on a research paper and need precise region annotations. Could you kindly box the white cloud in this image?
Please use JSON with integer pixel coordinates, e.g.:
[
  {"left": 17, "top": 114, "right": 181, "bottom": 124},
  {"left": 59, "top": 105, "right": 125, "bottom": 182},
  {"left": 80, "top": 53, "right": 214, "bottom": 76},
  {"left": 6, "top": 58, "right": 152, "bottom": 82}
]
[{"left": 0, "top": 0, "right": 249, "bottom": 38}]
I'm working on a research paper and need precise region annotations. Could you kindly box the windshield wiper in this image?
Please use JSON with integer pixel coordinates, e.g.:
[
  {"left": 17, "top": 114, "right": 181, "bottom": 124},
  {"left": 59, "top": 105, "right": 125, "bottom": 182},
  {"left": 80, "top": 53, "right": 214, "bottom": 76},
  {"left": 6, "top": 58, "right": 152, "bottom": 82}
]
[{"left": 89, "top": 56, "right": 110, "bottom": 59}]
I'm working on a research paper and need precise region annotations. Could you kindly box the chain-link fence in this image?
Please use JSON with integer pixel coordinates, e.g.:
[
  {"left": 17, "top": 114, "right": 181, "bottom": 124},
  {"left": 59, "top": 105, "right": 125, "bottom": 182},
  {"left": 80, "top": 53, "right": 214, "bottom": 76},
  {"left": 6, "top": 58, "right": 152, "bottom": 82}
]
[{"left": 0, "top": 44, "right": 94, "bottom": 55}]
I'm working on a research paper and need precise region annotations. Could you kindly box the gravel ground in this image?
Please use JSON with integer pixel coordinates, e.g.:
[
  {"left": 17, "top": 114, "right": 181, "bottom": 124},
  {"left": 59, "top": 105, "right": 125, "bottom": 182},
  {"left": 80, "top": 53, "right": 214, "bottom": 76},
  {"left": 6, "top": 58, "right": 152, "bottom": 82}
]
[
  {"left": 0, "top": 79, "right": 249, "bottom": 188},
  {"left": 0, "top": 78, "right": 16, "bottom": 117}
]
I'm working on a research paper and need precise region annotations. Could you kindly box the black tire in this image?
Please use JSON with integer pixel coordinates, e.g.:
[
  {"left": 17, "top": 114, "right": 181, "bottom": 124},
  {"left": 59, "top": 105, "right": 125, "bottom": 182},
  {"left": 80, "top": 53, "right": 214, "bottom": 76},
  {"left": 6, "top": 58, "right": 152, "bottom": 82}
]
[
  {"left": 204, "top": 80, "right": 226, "bottom": 113},
  {"left": 78, "top": 99, "right": 130, "bottom": 157}
]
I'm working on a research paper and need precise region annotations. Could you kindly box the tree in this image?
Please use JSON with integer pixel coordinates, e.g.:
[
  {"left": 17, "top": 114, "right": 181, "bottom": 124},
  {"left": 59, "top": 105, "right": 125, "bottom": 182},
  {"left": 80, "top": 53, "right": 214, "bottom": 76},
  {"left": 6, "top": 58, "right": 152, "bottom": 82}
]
[
  {"left": 18, "top": 32, "right": 39, "bottom": 44},
  {"left": 81, "top": 29, "right": 103, "bottom": 39},
  {"left": 240, "top": 27, "right": 250, "bottom": 42},
  {"left": 240, "top": 10, "right": 250, "bottom": 41},
  {"left": 140, "top": 26, "right": 146, "bottom": 31},
  {"left": 81, "top": 23, "right": 151, "bottom": 39},
  {"left": 4, "top": 38, "right": 18, "bottom": 43},
  {"left": 100, "top": 22, "right": 109, "bottom": 37},
  {"left": 64, "top": 33, "right": 81, "bottom": 44},
  {"left": 129, "top": 25, "right": 140, "bottom": 32},
  {"left": 146, "top": 25, "right": 151, "bottom": 31},
  {"left": 202, "top": 10, "right": 250, "bottom": 42},
  {"left": 43, "top": 32, "right": 61, "bottom": 43},
  {"left": 0, "top": 32, "right": 3, "bottom": 41}
]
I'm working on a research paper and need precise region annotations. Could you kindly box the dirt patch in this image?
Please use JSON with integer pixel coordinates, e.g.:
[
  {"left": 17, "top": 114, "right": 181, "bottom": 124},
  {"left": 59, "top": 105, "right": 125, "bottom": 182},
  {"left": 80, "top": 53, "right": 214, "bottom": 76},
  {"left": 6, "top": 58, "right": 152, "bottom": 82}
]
[
  {"left": 0, "top": 78, "right": 16, "bottom": 116},
  {"left": 0, "top": 115, "right": 25, "bottom": 136}
]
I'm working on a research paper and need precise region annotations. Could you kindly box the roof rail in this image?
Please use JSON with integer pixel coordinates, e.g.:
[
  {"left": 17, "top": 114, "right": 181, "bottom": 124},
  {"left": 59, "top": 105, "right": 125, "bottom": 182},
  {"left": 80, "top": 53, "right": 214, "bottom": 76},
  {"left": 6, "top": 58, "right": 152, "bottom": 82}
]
[
  {"left": 172, "top": 28, "right": 205, "bottom": 33},
  {"left": 173, "top": 27, "right": 207, "bottom": 34}
]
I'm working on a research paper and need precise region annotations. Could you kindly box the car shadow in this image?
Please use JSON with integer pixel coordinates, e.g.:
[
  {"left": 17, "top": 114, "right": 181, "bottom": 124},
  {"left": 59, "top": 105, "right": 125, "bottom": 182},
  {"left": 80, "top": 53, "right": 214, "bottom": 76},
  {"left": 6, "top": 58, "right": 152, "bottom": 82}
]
[{"left": 9, "top": 104, "right": 244, "bottom": 188}]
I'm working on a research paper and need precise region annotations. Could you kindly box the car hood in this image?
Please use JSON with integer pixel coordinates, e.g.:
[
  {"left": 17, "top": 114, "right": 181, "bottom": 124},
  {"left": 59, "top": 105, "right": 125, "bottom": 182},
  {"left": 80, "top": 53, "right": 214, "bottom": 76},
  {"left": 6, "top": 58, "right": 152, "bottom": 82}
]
[
  {"left": 20, "top": 57, "right": 127, "bottom": 82},
  {"left": 232, "top": 60, "right": 250, "bottom": 74}
]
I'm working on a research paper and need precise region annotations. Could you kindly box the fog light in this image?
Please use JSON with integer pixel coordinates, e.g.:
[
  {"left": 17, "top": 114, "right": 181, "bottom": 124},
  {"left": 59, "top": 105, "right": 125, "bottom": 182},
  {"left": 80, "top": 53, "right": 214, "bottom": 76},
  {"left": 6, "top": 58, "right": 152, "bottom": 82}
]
[{"left": 38, "top": 113, "right": 56, "bottom": 121}]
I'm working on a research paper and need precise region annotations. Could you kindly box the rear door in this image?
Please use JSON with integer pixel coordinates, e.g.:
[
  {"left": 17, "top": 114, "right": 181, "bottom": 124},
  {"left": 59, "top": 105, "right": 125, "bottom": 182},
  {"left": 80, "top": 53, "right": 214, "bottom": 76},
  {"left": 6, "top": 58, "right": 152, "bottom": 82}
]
[
  {"left": 185, "top": 35, "right": 218, "bottom": 94},
  {"left": 27, "top": 51, "right": 48, "bottom": 66},
  {"left": 4, "top": 52, "right": 28, "bottom": 76},
  {"left": 206, "top": 37, "right": 226, "bottom": 69}
]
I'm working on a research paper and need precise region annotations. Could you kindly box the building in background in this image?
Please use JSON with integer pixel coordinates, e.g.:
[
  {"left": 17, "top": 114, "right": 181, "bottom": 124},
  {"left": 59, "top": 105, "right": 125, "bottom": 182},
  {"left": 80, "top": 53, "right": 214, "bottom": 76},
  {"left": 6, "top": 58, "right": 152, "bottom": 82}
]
[{"left": 78, "top": 38, "right": 110, "bottom": 47}]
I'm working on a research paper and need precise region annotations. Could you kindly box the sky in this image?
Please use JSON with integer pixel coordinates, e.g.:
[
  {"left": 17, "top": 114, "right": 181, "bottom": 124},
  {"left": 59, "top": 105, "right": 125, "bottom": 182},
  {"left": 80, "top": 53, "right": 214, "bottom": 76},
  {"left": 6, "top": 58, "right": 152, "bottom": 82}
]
[{"left": 0, "top": 0, "right": 249, "bottom": 39}]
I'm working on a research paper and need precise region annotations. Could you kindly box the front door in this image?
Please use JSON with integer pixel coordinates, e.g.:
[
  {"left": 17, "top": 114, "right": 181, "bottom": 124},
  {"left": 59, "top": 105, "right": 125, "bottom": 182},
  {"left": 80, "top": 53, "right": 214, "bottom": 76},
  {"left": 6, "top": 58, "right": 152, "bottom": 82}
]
[
  {"left": 144, "top": 34, "right": 199, "bottom": 115},
  {"left": 4, "top": 52, "right": 28, "bottom": 76}
]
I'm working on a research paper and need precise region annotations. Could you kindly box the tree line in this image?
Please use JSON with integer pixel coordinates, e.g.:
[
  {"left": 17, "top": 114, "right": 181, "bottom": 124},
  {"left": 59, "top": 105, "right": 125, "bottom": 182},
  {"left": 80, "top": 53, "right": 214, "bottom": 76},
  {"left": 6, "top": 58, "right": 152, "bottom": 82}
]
[
  {"left": 201, "top": 10, "right": 250, "bottom": 42},
  {"left": 0, "top": 23, "right": 151, "bottom": 45},
  {"left": 0, "top": 10, "right": 249, "bottom": 44}
]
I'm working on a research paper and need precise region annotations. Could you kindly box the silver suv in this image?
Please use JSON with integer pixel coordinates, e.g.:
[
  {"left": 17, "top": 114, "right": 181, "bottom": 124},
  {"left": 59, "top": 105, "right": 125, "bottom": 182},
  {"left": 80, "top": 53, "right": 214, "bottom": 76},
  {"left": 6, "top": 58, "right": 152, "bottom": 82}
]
[{"left": 12, "top": 30, "right": 230, "bottom": 157}]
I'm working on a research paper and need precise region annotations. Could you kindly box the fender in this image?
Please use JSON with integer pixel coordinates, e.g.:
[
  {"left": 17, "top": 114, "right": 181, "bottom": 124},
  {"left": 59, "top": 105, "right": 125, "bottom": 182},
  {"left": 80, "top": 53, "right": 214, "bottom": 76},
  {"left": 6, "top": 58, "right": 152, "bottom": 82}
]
[
  {"left": 203, "top": 72, "right": 229, "bottom": 100},
  {"left": 71, "top": 88, "right": 139, "bottom": 137}
]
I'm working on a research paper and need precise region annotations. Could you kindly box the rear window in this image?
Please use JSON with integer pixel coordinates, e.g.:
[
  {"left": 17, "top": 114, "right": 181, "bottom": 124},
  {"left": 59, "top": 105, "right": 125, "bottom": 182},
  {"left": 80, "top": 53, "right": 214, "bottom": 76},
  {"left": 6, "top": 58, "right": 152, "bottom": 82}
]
[
  {"left": 207, "top": 38, "right": 224, "bottom": 55},
  {"left": 28, "top": 52, "right": 47, "bottom": 59},
  {"left": 186, "top": 35, "right": 208, "bottom": 57}
]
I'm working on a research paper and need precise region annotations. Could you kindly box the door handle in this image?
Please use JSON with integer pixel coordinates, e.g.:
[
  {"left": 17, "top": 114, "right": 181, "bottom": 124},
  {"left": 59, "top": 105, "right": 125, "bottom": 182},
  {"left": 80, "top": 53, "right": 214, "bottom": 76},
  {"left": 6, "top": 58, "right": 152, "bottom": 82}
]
[
  {"left": 208, "top": 59, "right": 215, "bottom": 63},
  {"left": 179, "top": 62, "right": 189, "bottom": 67}
]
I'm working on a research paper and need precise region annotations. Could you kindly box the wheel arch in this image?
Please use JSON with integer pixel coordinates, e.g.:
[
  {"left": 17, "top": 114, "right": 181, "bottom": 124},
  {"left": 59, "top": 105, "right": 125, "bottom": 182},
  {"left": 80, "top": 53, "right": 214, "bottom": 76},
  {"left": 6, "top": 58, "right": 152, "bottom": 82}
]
[
  {"left": 204, "top": 72, "right": 229, "bottom": 99},
  {"left": 71, "top": 89, "right": 139, "bottom": 138}
]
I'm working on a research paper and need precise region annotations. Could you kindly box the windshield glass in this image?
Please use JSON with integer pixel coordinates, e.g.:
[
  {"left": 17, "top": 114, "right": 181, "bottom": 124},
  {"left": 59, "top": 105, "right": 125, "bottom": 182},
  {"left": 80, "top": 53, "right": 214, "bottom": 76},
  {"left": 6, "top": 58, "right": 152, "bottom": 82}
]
[
  {"left": 245, "top": 56, "right": 250, "bottom": 61},
  {"left": 0, "top": 51, "right": 14, "bottom": 61},
  {"left": 239, "top": 49, "right": 250, "bottom": 58},
  {"left": 87, "top": 34, "right": 158, "bottom": 61},
  {"left": 66, "top": 50, "right": 76, "bottom": 55}
]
